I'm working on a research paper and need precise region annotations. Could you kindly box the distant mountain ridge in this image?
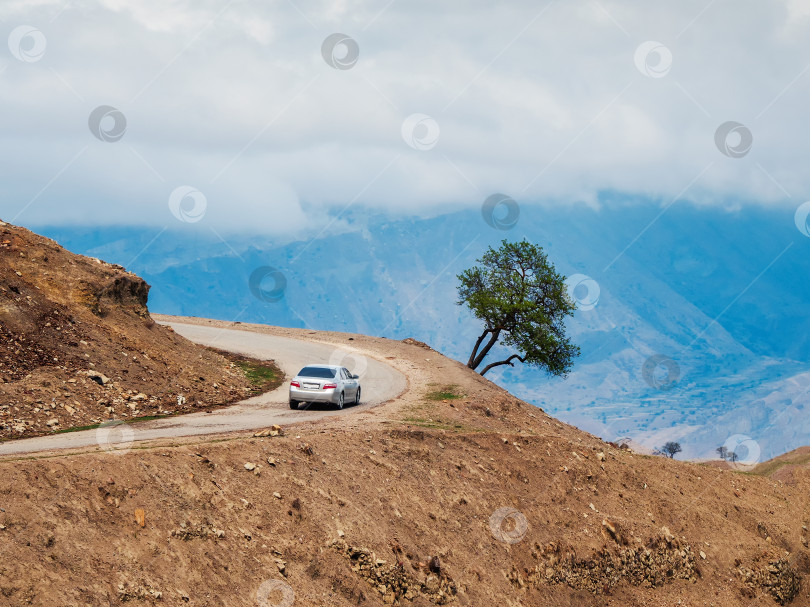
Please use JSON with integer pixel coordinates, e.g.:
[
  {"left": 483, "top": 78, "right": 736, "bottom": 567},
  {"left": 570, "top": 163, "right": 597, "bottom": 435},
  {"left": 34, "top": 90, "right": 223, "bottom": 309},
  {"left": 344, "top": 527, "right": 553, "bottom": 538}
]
[{"left": 35, "top": 200, "right": 810, "bottom": 459}]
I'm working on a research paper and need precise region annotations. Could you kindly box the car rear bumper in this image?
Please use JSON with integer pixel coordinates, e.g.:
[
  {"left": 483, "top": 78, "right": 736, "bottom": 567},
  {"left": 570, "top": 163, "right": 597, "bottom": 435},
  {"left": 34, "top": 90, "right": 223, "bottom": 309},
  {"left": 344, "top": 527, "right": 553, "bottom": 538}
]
[{"left": 289, "top": 387, "right": 339, "bottom": 403}]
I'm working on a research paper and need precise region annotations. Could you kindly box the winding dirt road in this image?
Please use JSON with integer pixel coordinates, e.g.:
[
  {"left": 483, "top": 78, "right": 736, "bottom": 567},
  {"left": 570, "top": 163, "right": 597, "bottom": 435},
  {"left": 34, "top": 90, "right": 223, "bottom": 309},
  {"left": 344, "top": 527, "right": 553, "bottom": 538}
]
[{"left": 0, "top": 321, "right": 406, "bottom": 457}]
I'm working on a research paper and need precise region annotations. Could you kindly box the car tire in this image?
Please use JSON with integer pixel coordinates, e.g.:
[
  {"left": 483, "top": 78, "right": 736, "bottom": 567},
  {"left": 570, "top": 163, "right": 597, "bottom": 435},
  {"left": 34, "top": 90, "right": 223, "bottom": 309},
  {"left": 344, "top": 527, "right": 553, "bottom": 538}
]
[
  {"left": 289, "top": 400, "right": 298, "bottom": 410},
  {"left": 354, "top": 387, "right": 361, "bottom": 406},
  {"left": 337, "top": 392, "right": 344, "bottom": 410}
]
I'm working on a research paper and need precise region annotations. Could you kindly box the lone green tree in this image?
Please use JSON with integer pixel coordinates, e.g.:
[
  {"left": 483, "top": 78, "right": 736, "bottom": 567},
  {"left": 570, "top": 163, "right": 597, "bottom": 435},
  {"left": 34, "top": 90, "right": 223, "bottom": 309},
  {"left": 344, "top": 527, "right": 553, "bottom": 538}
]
[{"left": 456, "top": 239, "right": 579, "bottom": 376}]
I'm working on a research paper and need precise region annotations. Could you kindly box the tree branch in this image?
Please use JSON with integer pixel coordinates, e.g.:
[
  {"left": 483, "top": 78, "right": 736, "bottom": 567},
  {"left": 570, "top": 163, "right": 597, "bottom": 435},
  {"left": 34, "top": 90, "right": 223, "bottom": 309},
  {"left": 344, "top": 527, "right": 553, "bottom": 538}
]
[{"left": 480, "top": 353, "right": 526, "bottom": 376}]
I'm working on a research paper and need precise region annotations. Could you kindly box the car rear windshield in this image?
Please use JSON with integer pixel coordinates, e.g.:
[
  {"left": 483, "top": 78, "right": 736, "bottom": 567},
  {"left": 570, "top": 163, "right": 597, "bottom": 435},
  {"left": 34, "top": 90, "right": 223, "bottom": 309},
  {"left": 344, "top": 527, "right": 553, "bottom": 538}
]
[{"left": 297, "top": 366, "right": 336, "bottom": 378}]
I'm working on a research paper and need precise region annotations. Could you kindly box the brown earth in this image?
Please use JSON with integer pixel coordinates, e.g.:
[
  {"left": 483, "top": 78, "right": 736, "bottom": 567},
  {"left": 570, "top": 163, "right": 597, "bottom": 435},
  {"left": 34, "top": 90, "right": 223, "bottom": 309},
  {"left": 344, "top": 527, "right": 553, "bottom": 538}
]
[
  {"left": 752, "top": 447, "right": 810, "bottom": 486},
  {"left": 1, "top": 223, "right": 809, "bottom": 606},
  {"left": 0, "top": 220, "right": 254, "bottom": 440}
]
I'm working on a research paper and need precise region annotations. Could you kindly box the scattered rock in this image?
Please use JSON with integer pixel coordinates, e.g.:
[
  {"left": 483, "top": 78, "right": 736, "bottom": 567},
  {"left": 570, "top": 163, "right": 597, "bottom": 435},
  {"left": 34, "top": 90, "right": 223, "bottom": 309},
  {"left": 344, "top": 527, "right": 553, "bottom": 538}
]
[
  {"left": 85, "top": 370, "right": 112, "bottom": 386},
  {"left": 134, "top": 508, "right": 146, "bottom": 528},
  {"left": 739, "top": 558, "right": 801, "bottom": 605},
  {"left": 244, "top": 463, "right": 256, "bottom": 471},
  {"left": 521, "top": 532, "right": 699, "bottom": 595},
  {"left": 170, "top": 521, "right": 225, "bottom": 540},
  {"left": 332, "top": 539, "right": 456, "bottom": 604}
]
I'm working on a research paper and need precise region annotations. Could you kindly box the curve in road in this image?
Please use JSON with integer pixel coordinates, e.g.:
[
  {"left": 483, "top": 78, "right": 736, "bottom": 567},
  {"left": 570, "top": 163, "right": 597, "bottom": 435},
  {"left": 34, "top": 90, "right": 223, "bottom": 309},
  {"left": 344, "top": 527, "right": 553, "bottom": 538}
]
[{"left": 0, "top": 322, "right": 406, "bottom": 457}]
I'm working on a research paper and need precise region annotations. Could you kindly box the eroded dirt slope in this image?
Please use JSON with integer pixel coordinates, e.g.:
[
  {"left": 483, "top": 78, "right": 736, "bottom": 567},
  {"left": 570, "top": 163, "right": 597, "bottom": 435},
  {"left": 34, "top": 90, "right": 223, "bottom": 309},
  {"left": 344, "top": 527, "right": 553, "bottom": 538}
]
[
  {"left": 1, "top": 318, "right": 808, "bottom": 606},
  {"left": 0, "top": 220, "right": 251, "bottom": 440}
]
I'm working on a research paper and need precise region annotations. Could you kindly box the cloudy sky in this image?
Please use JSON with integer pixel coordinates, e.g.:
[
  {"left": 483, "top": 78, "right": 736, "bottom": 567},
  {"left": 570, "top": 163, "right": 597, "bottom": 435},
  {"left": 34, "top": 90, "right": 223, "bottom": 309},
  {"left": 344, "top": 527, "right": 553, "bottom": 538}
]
[{"left": 1, "top": 0, "right": 809, "bottom": 233}]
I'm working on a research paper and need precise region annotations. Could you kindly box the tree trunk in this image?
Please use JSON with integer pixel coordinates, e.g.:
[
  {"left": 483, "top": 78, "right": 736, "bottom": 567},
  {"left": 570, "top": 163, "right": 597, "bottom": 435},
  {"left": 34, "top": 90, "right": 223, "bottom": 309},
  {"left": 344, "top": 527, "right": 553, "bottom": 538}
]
[{"left": 468, "top": 329, "right": 501, "bottom": 371}]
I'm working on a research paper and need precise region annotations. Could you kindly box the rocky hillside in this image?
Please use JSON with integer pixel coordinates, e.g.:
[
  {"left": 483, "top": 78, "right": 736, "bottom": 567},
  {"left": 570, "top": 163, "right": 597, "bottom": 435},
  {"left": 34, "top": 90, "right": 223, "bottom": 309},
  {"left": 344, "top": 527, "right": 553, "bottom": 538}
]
[
  {"left": 0, "top": 219, "right": 251, "bottom": 439},
  {"left": 1, "top": 316, "right": 808, "bottom": 606}
]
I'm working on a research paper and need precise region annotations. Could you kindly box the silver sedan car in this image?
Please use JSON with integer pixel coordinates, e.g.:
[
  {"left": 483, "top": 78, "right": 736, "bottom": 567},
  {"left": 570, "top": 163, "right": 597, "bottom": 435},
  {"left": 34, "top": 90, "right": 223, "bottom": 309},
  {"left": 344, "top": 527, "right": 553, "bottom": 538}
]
[{"left": 289, "top": 364, "right": 360, "bottom": 410}]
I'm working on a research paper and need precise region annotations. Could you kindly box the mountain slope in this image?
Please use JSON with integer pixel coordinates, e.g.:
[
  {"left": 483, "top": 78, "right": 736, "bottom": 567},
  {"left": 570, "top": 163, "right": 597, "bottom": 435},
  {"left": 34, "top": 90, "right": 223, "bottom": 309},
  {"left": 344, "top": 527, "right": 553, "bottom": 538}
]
[
  {"left": 0, "top": 219, "right": 251, "bottom": 439},
  {"left": 1, "top": 317, "right": 809, "bottom": 606}
]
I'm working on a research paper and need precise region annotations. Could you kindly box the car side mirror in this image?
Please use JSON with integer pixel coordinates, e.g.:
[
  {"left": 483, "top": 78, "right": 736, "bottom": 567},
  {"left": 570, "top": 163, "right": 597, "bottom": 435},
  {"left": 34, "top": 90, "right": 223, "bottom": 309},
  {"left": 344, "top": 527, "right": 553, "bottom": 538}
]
[{"left": 352, "top": 374, "right": 359, "bottom": 379}]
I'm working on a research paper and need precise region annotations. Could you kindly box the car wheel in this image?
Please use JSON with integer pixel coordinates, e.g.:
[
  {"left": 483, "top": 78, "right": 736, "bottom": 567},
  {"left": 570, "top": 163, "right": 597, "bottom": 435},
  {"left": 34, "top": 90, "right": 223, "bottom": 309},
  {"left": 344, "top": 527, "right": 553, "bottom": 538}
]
[
  {"left": 337, "top": 392, "right": 344, "bottom": 410},
  {"left": 354, "top": 387, "right": 361, "bottom": 406},
  {"left": 289, "top": 400, "right": 298, "bottom": 410}
]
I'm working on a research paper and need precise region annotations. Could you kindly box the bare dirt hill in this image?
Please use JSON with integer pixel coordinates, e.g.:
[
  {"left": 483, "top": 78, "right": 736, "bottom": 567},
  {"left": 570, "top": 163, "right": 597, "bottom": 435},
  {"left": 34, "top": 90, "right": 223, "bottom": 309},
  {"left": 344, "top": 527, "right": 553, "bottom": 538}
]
[
  {"left": 753, "top": 447, "right": 810, "bottom": 485},
  {"left": 1, "top": 316, "right": 809, "bottom": 606},
  {"left": 0, "top": 220, "right": 252, "bottom": 440}
]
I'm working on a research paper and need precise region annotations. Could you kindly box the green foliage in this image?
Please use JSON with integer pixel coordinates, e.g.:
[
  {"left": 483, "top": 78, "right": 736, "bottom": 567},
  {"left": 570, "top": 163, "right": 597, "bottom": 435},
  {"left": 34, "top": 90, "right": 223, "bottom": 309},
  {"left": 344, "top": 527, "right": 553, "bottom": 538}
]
[
  {"left": 457, "top": 239, "right": 579, "bottom": 376},
  {"left": 236, "top": 359, "right": 280, "bottom": 394},
  {"left": 424, "top": 385, "right": 464, "bottom": 401}
]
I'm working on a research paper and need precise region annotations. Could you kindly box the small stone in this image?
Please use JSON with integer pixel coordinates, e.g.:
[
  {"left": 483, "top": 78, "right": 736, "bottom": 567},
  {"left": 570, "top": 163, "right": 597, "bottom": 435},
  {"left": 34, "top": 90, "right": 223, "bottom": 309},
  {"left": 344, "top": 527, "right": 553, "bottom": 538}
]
[
  {"left": 244, "top": 463, "right": 256, "bottom": 471},
  {"left": 86, "top": 370, "right": 111, "bottom": 386},
  {"left": 425, "top": 574, "right": 440, "bottom": 593},
  {"left": 134, "top": 508, "right": 146, "bottom": 527},
  {"left": 596, "top": 451, "right": 606, "bottom": 461},
  {"left": 337, "top": 530, "right": 345, "bottom": 537},
  {"left": 699, "top": 551, "right": 706, "bottom": 559},
  {"left": 273, "top": 492, "right": 282, "bottom": 499},
  {"left": 267, "top": 457, "right": 276, "bottom": 466}
]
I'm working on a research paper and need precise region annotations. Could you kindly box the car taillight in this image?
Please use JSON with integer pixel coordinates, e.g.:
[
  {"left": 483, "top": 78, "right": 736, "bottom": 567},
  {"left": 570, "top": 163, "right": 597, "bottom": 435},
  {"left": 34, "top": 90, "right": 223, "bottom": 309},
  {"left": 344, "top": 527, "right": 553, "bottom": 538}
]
[
  {"left": 290, "top": 381, "right": 300, "bottom": 387},
  {"left": 323, "top": 383, "right": 337, "bottom": 390}
]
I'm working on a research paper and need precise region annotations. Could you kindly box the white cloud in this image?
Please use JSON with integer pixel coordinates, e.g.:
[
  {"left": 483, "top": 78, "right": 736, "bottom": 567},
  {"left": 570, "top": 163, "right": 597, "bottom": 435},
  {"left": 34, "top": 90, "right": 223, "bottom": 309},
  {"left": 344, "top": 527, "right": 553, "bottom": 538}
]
[{"left": 0, "top": 0, "right": 808, "bottom": 232}]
